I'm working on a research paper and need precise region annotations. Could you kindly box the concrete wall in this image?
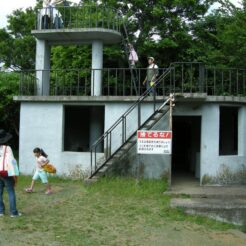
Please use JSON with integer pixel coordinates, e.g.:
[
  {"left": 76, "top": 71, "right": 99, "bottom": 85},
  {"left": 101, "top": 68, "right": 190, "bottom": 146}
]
[
  {"left": 18, "top": 99, "right": 246, "bottom": 184},
  {"left": 108, "top": 112, "right": 171, "bottom": 179},
  {"left": 200, "top": 105, "right": 246, "bottom": 185},
  {"left": 19, "top": 102, "right": 92, "bottom": 178}
]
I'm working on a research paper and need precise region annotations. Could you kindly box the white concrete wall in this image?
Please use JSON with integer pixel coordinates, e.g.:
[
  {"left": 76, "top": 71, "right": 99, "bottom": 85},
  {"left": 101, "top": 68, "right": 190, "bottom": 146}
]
[
  {"left": 19, "top": 103, "right": 92, "bottom": 177},
  {"left": 200, "top": 104, "right": 246, "bottom": 185},
  {"left": 104, "top": 102, "right": 160, "bottom": 154},
  {"left": 18, "top": 100, "right": 246, "bottom": 183}
]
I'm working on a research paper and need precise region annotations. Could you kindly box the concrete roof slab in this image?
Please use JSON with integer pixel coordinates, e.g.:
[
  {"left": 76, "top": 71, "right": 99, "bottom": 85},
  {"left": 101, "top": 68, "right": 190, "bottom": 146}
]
[{"left": 31, "top": 28, "right": 122, "bottom": 45}]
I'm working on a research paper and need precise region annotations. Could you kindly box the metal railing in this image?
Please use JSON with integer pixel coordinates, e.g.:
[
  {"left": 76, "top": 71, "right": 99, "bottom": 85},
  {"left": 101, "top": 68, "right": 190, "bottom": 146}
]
[
  {"left": 36, "top": 5, "right": 121, "bottom": 31},
  {"left": 171, "top": 62, "right": 246, "bottom": 96},
  {"left": 18, "top": 63, "right": 246, "bottom": 96},
  {"left": 18, "top": 68, "right": 170, "bottom": 96},
  {"left": 89, "top": 67, "right": 173, "bottom": 178}
]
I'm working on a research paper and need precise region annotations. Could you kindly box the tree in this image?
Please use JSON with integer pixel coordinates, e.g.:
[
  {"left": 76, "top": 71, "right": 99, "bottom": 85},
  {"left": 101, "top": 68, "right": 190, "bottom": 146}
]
[
  {"left": 0, "top": 72, "right": 20, "bottom": 147},
  {"left": 100, "top": 0, "right": 216, "bottom": 66},
  {"left": 190, "top": 0, "right": 246, "bottom": 67},
  {"left": 0, "top": 7, "right": 37, "bottom": 70}
]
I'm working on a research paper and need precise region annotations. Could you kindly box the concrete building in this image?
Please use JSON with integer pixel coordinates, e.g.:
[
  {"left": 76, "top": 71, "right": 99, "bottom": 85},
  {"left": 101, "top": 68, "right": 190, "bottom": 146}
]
[{"left": 14, "top": 5, "right": 246, "bottom": 185}]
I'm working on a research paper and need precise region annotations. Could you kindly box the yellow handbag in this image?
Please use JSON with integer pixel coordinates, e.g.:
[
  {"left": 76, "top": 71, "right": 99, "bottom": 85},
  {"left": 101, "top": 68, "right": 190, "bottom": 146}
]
[
  {"left": 150, "top": 81, "right": 155, "bottom": 87},
  {"left": 43, "top": 163, "right": 56, "bottom": 174}
]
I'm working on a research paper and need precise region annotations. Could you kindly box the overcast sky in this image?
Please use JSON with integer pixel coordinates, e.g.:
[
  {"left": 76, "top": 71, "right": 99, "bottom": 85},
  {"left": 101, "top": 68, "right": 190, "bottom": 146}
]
[
  {"left": 0, "top": 0, "right": 243, "bottom": 29},
  {"left": 0, "top": 0, "right": 80, "bottom": 28}
]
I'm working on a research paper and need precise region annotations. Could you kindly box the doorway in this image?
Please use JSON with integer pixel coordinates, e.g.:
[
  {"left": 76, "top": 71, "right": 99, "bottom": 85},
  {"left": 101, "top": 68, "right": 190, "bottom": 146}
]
[
  {"left": 63, "top": 106, "right": 104, "bottom": 152},
  {"left": 172, "top": 116, "right": 201, "bottom": 180}
]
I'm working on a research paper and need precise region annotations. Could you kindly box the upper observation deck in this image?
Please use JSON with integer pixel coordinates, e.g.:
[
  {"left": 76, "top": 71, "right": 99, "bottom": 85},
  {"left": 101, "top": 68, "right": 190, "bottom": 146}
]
[{"left": 31, "top": 5, "right": 122, "bottom": 45}]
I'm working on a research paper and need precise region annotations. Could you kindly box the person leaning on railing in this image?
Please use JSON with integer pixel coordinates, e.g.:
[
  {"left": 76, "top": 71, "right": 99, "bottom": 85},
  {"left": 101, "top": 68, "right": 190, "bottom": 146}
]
[
  {"left": 143, "top": 57, "right": 159, "bottom": 96},
  {"left": 51, "top": 0, "right": 64, "bottom": 29},
  {"left": 40, "top": 0, "right": 64, "bottom": 29},
  {"left": 40, "top": 0, "right": 52, "bottom": 29}
]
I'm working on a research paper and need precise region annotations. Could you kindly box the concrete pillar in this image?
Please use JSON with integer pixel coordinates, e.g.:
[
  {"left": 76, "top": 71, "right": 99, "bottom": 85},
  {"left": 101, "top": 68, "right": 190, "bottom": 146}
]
[
  {"left": 91, "top": 40, "right": 103, "bottom": 96},
  {"left": 35, "top": 39, "right": 50, "bottom": 95},
  {"left": 238, "top": 107, "right": 246, "bottom": 156},
  {"left": 200, "top": 104, "right": 220, "bottom": 183},
  {"left": 89, "top": 107, "right": 104, "bottom": 152}
]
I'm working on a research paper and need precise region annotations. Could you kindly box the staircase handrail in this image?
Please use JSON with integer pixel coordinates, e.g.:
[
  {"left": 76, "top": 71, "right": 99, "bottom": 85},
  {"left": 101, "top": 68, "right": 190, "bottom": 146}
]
[
  {"left": 90, "top": 66, "right": 173, "bottom": 149},
  {"left": 90, "top": 65, "right": 174, "bottom": 176}
]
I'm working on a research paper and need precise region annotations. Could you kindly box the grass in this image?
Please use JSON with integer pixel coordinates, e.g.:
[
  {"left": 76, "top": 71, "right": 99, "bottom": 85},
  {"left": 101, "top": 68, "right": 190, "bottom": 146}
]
[{"left": 0, "top": 176, "right": 245, "bottom": 246}]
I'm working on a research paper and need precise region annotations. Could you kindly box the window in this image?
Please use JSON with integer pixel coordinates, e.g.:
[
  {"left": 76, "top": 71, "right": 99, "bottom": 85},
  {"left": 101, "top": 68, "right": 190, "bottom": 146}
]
[
  {"left": 219, "top": 106, "right": 238, "bottom": 155},
  {"left": 64, "top": 106, "right": 104, "bottom": 152}
]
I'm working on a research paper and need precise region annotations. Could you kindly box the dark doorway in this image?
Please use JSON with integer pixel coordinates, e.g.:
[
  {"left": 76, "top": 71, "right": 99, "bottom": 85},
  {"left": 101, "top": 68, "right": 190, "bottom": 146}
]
[
  {"left": 172, "top": 116, "right": 201, "bottom": 177},
  {"left": 64, "top": 106, "right": 104, "bottom": 152},
  {"left": 219, "top": 106, "right": 238, "bottom": 155}
]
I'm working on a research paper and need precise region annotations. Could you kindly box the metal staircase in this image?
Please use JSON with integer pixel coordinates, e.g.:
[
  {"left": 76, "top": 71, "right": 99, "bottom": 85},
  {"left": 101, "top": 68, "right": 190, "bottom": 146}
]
[{"left": 85, "top": 67, "right": 175, "bottom": 183}]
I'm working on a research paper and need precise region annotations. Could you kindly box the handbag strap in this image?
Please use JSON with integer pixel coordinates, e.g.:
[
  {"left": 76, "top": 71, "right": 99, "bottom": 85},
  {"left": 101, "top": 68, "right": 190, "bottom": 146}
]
[{"left": 2, "top": 146, "right": 7, "bottom": 170}]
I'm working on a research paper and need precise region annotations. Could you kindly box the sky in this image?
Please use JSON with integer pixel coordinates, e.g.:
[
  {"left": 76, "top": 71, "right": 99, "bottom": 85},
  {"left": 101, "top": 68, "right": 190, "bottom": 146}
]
[
  {"left": 0, "top": 0, "right": 80, "bottom": 28},
  {"left": 0, "top": 0, "right": 243, "bottom": 29}
]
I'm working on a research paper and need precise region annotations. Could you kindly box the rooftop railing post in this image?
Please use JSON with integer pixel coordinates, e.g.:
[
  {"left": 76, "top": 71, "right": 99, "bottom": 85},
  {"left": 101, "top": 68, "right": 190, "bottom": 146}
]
[
  {"left": 173, "top": 67, "right": 176, "bottom": 93},
  {"left": 181, "top": 63, "right": 184, "bottom": 93},
  {"left": 243, "top": 70, "right": 246, "bottom": 95},
  {"left": 237, "top": 69, "right": 239, "bottom": 95},
  {"left": 213, "top": 68, "right": 216, "bottom": 95},
  {"left": 199, "top": 63, "right": 205, "bottom": 93},
  {"left": 190, "top": 63, "right": 193, "bottom": 93}
]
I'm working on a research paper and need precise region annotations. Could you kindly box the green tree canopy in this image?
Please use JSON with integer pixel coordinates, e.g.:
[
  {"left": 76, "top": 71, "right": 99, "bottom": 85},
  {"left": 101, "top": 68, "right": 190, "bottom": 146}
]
[
  {"left": 0, "top": 7, "right": 37, "bottom": 69},
  {"left": 1, "top": 0, "right": 246, "bottom": 69}
]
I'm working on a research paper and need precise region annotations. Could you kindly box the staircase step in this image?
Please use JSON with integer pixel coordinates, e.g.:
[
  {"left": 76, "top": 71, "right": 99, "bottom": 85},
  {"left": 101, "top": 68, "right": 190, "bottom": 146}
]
[
  {"left": 170, "top": 198, "right": 246, "bottom": 225},
  {"left": 105, "top": 160, "right": 114, "bottom": 166},
  {"left": 98, "top": 166, "right": 108, "bottom": 173},
  {"left": 158, "top": 108, "right": 168, "bottom": 113},
  {"left": 144, "top": 123, "right": 155, "bottom": 128},
  {"left": 84, "top": 177, "right": 98, "bottom": 185},
  {"left": 152, "top": 114, "right": 163, "bottom": 120}
]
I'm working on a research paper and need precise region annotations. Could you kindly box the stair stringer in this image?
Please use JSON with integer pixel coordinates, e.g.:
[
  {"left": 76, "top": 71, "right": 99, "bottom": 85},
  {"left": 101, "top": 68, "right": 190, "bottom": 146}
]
[{"left": 97, "top": 108, "right": 171, "bottom": 179}]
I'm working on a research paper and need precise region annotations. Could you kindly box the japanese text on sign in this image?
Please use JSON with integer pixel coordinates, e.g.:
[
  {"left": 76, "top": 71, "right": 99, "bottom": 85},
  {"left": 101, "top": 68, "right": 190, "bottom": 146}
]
[{"left": 137, "top": 130, "right": 172, "bottom": 154}]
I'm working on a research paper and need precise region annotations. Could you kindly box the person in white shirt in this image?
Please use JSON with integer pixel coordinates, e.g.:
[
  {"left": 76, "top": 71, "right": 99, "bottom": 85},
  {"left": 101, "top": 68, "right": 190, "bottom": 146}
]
[
  {"left": 25, "top": 147, "right": 52, "bottom": 195},
  {"left": 143, "top": 57, "right": 159, "bottom": 96},
  {"left": 0, "top": 129, "right": 21, "bottom": 217},
  {"left": 40, "top": 0, "right": 64, "bottom": 29},
  {"left": 128, "top": 44, "right": 138, "bottom": 68}
]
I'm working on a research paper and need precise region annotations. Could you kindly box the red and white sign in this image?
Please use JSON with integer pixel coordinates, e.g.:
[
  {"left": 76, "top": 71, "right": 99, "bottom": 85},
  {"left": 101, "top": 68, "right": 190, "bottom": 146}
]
[{"left": 137, "top": 130, "right": 172, "bottom": 154}]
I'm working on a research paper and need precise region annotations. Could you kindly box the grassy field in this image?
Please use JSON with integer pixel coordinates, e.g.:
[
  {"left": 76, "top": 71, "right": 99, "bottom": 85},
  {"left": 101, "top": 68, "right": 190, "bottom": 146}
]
[{"left": 0, "top": 176, "right": 245, "bottom": 246}]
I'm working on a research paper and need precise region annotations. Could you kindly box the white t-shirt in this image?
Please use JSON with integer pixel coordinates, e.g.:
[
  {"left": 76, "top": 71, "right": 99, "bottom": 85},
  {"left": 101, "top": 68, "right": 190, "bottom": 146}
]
[{"left": 36, "top": 155, "right": 49, "bottom": 170}]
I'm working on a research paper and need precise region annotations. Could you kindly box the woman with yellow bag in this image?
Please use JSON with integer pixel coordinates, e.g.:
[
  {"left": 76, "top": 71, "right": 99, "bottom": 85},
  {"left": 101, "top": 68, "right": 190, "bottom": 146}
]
[
  {"left": 25, "top": 147, "right": 55, "bottom": 195},
  {"left": 143, "top": 57, "right": 159, "bottom": 96}
]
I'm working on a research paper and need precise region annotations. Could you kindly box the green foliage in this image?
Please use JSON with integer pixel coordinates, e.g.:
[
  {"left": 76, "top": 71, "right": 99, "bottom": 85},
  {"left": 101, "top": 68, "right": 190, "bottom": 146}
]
[
  {"left": 0, "top": 72, "right": 20, "bottom": 142},
  {"left": 1, "top": 0, "right": 246, "bottom": 70},
  {"left": 87, "top": 176, "right": 167, "bottom": 198},
  {"left": 191, "top": 3, "right": 246, "bottom": 67},
  {"left": 0, "top": 7, "right": 36, "bottom": 69}
]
